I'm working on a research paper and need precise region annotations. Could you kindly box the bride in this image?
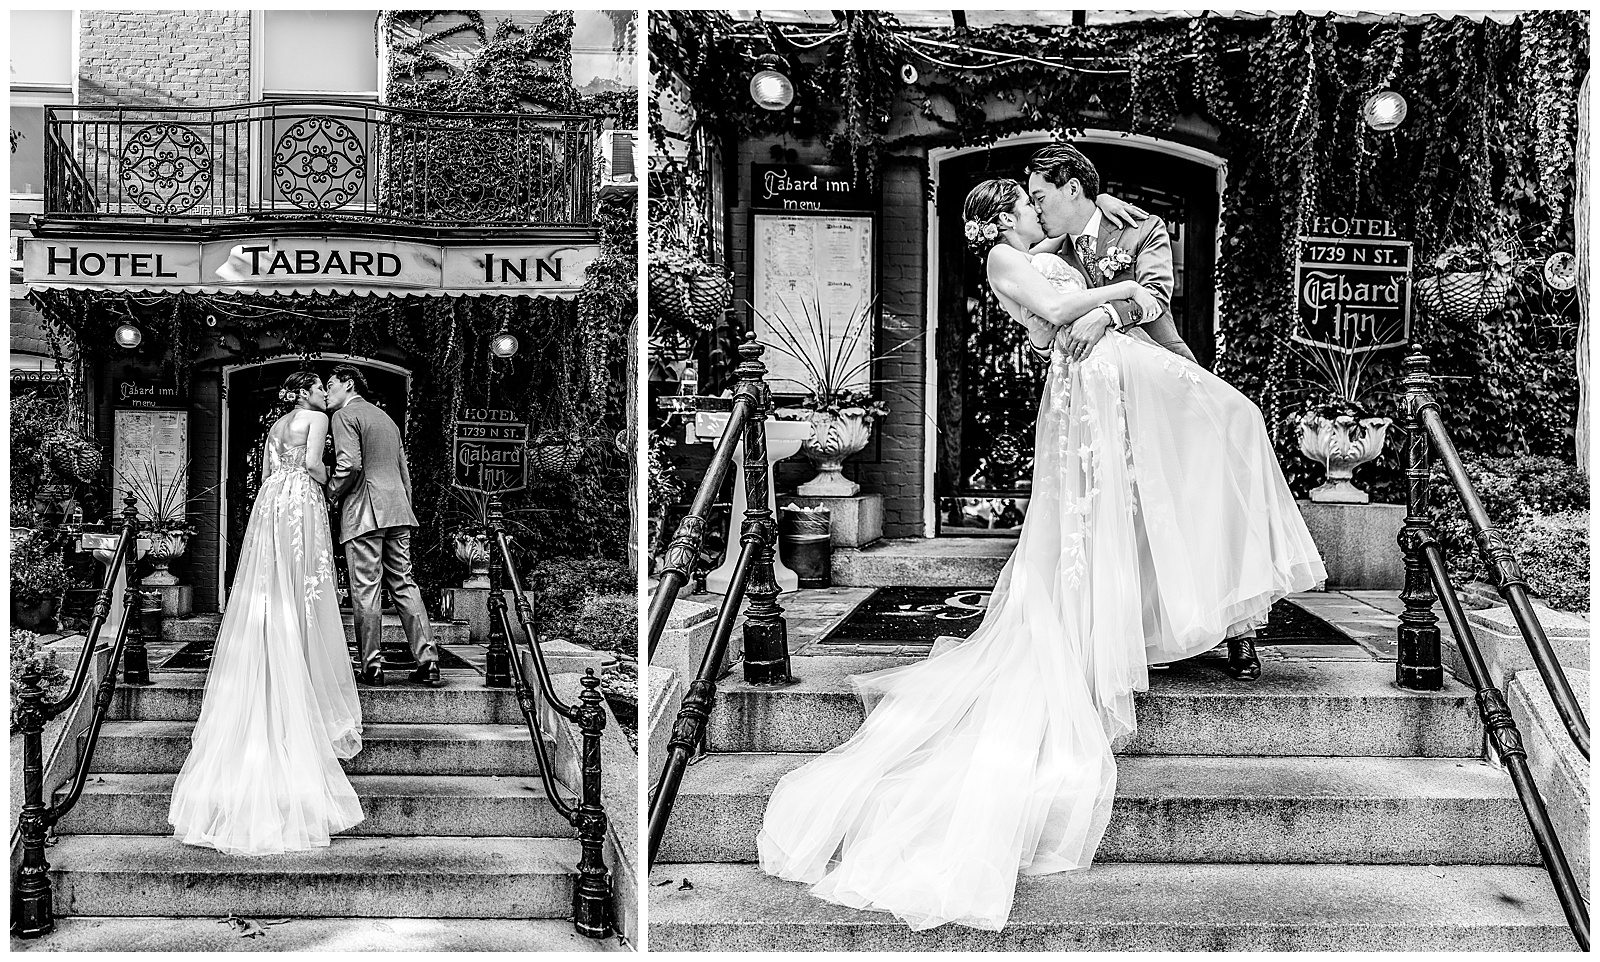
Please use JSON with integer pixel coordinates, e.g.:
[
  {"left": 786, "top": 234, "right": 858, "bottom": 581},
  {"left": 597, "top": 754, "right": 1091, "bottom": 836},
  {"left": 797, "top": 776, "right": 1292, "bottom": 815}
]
[
  {"left": 168, "top": 371, "right": 365, "bottom": 855},
  {"left": 756, "top": 179, "right": 1326, "bottom": 930}
]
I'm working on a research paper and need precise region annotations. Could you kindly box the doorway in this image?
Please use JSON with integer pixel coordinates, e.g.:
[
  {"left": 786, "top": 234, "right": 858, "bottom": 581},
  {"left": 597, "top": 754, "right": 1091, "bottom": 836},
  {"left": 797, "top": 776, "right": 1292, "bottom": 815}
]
[
  {"left": 929, "top": 135, "right": 1223, "bottom": 536},
  {"left": 220, "top": 356, "right": 412, "bottom": 604}
]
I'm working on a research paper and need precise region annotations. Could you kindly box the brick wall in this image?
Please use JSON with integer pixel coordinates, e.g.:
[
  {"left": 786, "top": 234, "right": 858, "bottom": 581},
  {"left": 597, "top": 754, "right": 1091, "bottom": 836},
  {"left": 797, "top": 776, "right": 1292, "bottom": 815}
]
[
  {"left": 731, "top": 138, "right": 929, "bottom": 539},
  {"left": 77, "top": 10, "right": 252, "bottom": 107}
]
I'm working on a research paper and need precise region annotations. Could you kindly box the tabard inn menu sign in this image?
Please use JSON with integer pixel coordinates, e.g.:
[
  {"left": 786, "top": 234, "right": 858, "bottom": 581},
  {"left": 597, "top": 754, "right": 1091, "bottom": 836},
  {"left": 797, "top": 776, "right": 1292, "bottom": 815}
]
[
  {"left": 1293, "top": 217, "right": 1413, "bottom": 353},
  {"left": 452, "top": 408, "right": 528, "bottom": 494},
  {"left": 751, "top": 164, "right": 869, "bottom": 212}
]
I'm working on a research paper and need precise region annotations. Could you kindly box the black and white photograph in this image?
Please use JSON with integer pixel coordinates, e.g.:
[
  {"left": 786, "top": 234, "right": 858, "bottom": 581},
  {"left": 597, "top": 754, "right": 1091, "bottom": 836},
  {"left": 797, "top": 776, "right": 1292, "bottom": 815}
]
[
  {"left": 9, "top": 8, "right": 639, "bottom": 951},
  {"left": 645, "top": 9, "right": 1590, "bottom": 951}
]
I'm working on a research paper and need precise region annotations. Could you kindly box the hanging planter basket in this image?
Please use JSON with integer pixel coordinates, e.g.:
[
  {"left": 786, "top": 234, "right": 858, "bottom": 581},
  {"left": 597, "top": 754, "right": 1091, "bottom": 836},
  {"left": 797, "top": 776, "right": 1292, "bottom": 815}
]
[
  {"left": 1414, "top": 270, "right": 1514, "bottom": 325},
  {"left": 528, "top": 433, "right": 586, "bottom": 476},
  {"left": 40, "top": 430, "right": 104, "bottom": 485},
  {"left": 648, "top": 253, "right": 732, "bottom": 331}
]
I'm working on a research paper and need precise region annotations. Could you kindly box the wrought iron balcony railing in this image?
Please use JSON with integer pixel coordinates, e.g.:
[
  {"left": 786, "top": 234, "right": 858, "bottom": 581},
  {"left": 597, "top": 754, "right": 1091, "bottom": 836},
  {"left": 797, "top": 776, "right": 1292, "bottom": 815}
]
[{"left": 41, "top": 100, "right": 597, "bottom": 231}]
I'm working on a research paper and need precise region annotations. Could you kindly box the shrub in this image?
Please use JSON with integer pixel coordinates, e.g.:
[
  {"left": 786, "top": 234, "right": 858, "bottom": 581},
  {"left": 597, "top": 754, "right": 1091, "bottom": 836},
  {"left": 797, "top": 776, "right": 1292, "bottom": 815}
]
[
  {"left": 10, "top": 629, "right": 68, "bottom": 730},
  {"left": 525, "top": 556, "right": 635, "bottom": 652},
  {"left": 1516, "top": 510, "right": 1590, "bottom": 612},
  {"left": 1430, "top": 455, "right": 1589, "bottom": 586},
  {"left": 10, "top": 530, "right": 71, "bottom": 609}
]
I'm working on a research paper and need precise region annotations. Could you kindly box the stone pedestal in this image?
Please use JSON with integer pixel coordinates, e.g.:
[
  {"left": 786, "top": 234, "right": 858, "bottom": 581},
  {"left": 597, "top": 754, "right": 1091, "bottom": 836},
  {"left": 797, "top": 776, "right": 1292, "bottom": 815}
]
[
  {"left": 149, "top": 585, "right": 193, "bottom": 618},
  {"left": 648, "top": 597, "right": 721, "bottom": 688},
  {"left": 1297, "top": 501, "right": 1405, "bottom": 590},
  {"left": 441, "top": 586, "right": 516, "bottom": 645},
  {"left": 785, "top": 493, "right": 884, "bottom": 548}
]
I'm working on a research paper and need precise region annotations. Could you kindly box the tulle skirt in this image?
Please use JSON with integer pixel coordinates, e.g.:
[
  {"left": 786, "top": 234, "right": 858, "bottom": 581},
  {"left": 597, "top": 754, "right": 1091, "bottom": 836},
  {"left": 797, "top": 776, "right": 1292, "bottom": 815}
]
[
  {"left": 168, "top": 466, "right": 365, "bottom": 856},
  {"left": 757, "top": 329, "right": 1326, "bottom": 930}
]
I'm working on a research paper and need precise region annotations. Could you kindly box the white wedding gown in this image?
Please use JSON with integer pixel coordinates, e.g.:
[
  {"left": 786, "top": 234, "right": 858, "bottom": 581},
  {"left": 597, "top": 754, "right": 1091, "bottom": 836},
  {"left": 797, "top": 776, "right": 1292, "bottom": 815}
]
[
  {"left": 757, "top": 253, "right": 1327, "bottom": 930},
  {"left": 168, "top": 435, "right": 365, "bottom": 855}
]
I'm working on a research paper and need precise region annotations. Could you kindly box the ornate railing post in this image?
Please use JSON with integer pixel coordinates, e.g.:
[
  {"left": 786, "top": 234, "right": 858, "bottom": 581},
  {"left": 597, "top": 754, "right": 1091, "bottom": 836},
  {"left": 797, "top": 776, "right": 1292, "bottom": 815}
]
[
  {"left": 11, "top": 660, "right": 54, "bottom": 938},
  {"left": 734, "top": 338, "right": 792, "bottom": 686},
  {"left": 572, "top": 669, "right": 612, "bottom": 938},
  {"left": 1396, "top": 350, "right": 1444, "bottom": 691},
  {"left": 483, "top": 495, "right": 513, "bottom": 689},
  {"left": 120, "top": 494, "right": 151, "bottom": 686}
]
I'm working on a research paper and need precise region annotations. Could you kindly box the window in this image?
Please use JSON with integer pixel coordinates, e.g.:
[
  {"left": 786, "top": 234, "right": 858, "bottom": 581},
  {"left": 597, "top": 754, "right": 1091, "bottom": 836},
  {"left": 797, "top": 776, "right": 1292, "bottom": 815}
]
[
  {"left": 572, "top": 11, "right": 634, "bottom": 95},
  {"left": 10, "top": 10, "right": 74, "bottom": 196},
  {"left": 260, "top": 10, "right": 379, "bottom": 100}
]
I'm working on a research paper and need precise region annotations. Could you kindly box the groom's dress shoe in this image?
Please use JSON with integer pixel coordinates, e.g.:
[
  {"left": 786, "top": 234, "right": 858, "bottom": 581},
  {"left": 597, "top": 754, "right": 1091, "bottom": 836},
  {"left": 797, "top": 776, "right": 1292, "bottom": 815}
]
[
  {"left": 1226, "top": 632, "right": 1261, "bottom": 681},
  {"left": 355, "top": 665, "right": 385, "bottom": 687},
  {"left": 408, "top": 661, "right": 444, "bottom": 688}
]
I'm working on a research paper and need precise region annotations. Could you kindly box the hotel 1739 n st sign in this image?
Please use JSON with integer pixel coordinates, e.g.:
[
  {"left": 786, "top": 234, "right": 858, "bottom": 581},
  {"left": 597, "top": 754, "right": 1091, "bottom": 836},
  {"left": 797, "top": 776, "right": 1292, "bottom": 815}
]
[
  {"left": 22, "top": 237, "right": 600, "bottom": 296},
  {"left": 453, "top": 408, "right": 529, "bottom": 495},
  {"left": 1293, "top": 217, "right": 1413, "bottom": 353}
]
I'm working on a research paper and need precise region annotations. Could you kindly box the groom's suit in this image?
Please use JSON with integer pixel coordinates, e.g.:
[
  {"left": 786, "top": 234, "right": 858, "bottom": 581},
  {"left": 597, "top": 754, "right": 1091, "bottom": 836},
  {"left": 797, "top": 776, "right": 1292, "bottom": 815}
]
[
  {"left": 1060, "top": 211, "right": 1197, "bottom": 364},
  {"left": 328, "top": 396, "right": 436, "bottom": 671}
]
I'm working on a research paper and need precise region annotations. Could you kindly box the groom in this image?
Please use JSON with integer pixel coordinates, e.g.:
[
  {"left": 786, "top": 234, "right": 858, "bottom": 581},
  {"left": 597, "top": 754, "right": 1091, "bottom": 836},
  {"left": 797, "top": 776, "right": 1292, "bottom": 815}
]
[
  {"left": 326, "top": 365, "right": 442, "bottom": 688},
  {"left": 1025, "top": 142, "right": 1198, "bottom": 366},
  {"left": 1026, "top": 142, "right": 1260, "bottom": 681}
]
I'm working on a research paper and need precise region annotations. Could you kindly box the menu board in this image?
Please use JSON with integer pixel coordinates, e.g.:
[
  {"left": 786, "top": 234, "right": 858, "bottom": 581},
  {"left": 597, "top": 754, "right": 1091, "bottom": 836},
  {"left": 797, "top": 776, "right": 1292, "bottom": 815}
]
[
  {"left": 112, "top": 410, "right": 188, "bottom": 519},
  {"left": 751, "top": 213, "right": 875, "bottom": 395}
]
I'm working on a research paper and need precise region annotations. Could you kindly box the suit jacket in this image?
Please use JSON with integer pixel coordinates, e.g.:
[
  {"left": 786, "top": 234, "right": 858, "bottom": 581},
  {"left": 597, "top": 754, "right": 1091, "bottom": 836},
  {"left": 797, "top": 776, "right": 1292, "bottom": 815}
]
[
  {"left": 1060, "top": 215, "right": 1187, "bottom": 354},
  {"left": 327, "top": 397, "right": 418, "bottom": 543}
]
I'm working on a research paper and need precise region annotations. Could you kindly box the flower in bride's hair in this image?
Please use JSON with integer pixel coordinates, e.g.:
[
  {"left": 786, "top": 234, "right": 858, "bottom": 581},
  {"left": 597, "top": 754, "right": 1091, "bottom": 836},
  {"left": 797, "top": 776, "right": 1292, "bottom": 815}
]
[
  {"left": 981, "top": 224, "right": 998, "bottom": 241},
  {"left": 964, "top": 221, "right": 981, "bottom": 241},
  {"left": 278, "top": 387, "right": 295, "bottom": 402}
]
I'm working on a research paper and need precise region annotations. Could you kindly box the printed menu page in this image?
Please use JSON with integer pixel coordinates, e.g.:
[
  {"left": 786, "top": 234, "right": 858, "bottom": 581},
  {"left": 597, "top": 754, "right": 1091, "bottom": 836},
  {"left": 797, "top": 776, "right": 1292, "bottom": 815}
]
[
  {"left": 113, "top": 409, "right": 188, "bottom": 518},
  {"left": 751, "top": 213, "right": 875, "bottom": 395}
]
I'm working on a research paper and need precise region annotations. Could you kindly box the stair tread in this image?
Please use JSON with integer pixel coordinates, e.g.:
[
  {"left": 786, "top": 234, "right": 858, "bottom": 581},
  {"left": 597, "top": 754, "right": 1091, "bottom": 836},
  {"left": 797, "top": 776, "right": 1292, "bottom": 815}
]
[
  {"left": 649, "top": 861, "right": 1572, "bottom": 929},
  {"left": 98, "top": 719, "right": 529, "bottom": 740},
  {"left": 48, "top": 834, "right": 579, "bottom": 875},
  {"left": 123, "top": 671, "right": 488, "bottom": 689},
  {"left": 10, "top": 917, "right": 621, "bottom": 953},
  {"left": 677, "top": 753, "right": 1518, "bottom": 800},
  {"left": 67, "top": 772, "right": 554, "bottom": 800}
]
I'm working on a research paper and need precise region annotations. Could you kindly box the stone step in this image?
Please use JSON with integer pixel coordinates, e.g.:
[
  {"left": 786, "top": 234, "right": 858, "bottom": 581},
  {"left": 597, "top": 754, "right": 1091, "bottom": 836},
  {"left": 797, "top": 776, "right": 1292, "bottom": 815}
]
[
  {"left": 159, "top": 612, "right": 473, "bottom": 648},
  {"left": 56, "top": 774, "right": 574, "bottom": 839},
  {"left": 831, "top": 538, "right": 1011, "bottom": 588},
  {"left": 113, "top": 672, "right": 520, "bottom": 724},
  {"left": 647, "top": 861, "right": 1577, "bottom": 951},
  {"left": 657, "top": 754, "right": 1536, "bottom": 865},
  {"left": 708, "top": 656, "right": 1483, "bottom": 757},
  {"left": 89, "top": 721, "right": 541, "bottom": 776},
  {"left": 11, "top": 917, "right": 623, "bottom": 953},
  {"left": 47, "top": 835, "right": 578, "bottom": 919}
]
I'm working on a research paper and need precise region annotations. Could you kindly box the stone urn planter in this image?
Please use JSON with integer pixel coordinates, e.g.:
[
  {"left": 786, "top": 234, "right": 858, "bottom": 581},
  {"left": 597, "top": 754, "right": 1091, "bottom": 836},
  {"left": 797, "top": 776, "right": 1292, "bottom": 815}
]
[
  {"left": 143, "top": 528, "right": 190, "bottom": 586},
  {"left": 453, "top": 529, "right": 492, "bottom": 588},
  {"left": 1298, "top": 414, "right": 1393, "bottom": 504},
  {"left": 797, "top": 408, "right": 874, "bottom": 497}
]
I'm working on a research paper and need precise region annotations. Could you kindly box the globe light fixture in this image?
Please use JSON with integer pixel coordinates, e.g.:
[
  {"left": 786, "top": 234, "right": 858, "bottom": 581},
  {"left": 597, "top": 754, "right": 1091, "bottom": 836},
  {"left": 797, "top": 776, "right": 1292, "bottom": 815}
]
[
  {"left": 113, "top": 323, "right": 143, "bottom": 349},
  {"left": 900, "top": 62, "right": 919, "bottom": 85},
  {"left": 489, "top": 331, "right": 520, "bottom": 358},
  {"left": 1362, "top": 90, "right": 1408, "bottom": 131},
  {"left": 749, "top": 55, "right": 795, "bottom": 111}
]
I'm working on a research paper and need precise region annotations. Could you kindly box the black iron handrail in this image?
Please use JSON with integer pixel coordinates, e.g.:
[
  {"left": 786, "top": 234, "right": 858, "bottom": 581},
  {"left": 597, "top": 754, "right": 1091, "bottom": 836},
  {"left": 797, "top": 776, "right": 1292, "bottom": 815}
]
[
  {"left": 1396, "top": 350, "right": 1588, "bottom": 950},
  {"left": 42, "top": 100, "right": 597, "bottom": 229},
  {"left": 13, "top": 497, "right": 144, "bottom": 938},
  {"left": 480, "top": 498, "right": 612, "bottom": 939},
  {"left": 647, "top": 336, "right": 792, "bottom": 868}
]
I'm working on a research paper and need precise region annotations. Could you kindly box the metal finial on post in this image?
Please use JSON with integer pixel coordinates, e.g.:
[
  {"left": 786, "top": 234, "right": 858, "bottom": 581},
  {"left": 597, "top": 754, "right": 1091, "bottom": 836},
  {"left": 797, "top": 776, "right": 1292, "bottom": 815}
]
[
  {"left": 1396, "top": 349, "right": 1443, "bottom": 691},
  {"left": 483, "top": 495, "right": 512, "bottom": 689},
  {"left": 11, "top": 660, "right": 55, "bottom": 938},
  {"left": 734, "top": 335, "right": 792, "bottom": 687},
  {"left": 120, "top": 493, "right": 150, "bottom": 686},
  {"left": 571, "top": 668, "right": 613, "bottom": 938}
]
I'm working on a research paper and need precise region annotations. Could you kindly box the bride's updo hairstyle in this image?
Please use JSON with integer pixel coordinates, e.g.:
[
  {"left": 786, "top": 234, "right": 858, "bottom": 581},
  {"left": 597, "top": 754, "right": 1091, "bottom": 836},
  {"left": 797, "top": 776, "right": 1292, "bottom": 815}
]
[
  {"left": 277, "top": 370, "right": 320, "bottom": 406},
  {"left": 962, "top": 178, "right": 1023, "bottom": 256}
]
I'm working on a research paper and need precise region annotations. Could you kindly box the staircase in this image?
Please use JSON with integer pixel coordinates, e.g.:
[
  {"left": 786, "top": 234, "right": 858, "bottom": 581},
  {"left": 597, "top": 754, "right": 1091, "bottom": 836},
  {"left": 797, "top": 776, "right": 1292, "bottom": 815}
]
[
  {"left": 22, "top": 660, "right": 618, "bottom": 952},
  {"left": 650, "top": 628, "right": 1579, "bottom": 949}
]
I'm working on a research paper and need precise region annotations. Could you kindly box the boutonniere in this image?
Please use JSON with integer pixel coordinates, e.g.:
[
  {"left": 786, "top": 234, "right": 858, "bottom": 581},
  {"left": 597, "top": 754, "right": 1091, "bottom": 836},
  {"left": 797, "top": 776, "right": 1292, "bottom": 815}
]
[{"left": 1096, "top": 245, "right": 1135, "bottom": 278}]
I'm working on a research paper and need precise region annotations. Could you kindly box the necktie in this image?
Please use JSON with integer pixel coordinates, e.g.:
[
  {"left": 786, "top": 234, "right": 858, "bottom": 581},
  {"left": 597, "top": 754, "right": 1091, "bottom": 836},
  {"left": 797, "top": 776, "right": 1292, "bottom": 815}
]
[{"left": 1076, "top": 235, "right": 1099, "bottom": 282}]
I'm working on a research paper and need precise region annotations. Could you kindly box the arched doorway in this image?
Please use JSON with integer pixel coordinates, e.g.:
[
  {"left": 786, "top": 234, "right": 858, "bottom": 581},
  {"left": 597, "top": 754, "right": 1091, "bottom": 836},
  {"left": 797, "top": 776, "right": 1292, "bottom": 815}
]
[
  {"left": 218, "top": 355, "right": 412, "bottom": 606},
  {"left": 924, "top": 131, "right": 1226, "bottom": 536}
]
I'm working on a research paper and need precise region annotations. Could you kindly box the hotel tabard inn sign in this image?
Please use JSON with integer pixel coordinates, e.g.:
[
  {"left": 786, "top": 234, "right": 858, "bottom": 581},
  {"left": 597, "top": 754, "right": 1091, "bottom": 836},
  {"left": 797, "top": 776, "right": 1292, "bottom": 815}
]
[
  {"left": 1292, "top": 217, "right": 1413, "bottom": 354},
  {"left": 452, "top": 408, "right": 529, "bottom": 495},
  {"left": 22, "top": 237, "right": 601, "bottom": 297}
]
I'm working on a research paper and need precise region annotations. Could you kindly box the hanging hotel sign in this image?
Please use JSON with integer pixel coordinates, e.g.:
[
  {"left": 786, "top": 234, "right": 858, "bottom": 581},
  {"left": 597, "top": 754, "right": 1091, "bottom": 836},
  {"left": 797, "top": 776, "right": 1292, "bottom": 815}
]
[
  {"left": 452, "top": 408, "right": 529, "bottom": 494},
  {"left": 750, "top": 164, "right": 869, "bottom": 212},
  {"left": 22, "top": 237, "right": 600, "bottom": 297},
  {"left": 1293, "top": 217, "right": 1413, "bottom": 354}
]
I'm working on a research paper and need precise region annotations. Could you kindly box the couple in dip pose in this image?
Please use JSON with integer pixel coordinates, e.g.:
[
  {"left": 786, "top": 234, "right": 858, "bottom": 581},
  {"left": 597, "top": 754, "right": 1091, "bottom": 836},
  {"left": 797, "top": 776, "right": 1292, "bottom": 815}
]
[{"left": 758, "top": 142, "right": 1327, "bottom": 931}]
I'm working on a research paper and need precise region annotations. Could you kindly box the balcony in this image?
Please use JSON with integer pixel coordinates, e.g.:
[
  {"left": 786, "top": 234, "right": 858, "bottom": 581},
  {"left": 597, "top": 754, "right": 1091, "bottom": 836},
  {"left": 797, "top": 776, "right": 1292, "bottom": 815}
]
[{"left": 39, "top": 100, "right": 598, "bottom": 237}]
